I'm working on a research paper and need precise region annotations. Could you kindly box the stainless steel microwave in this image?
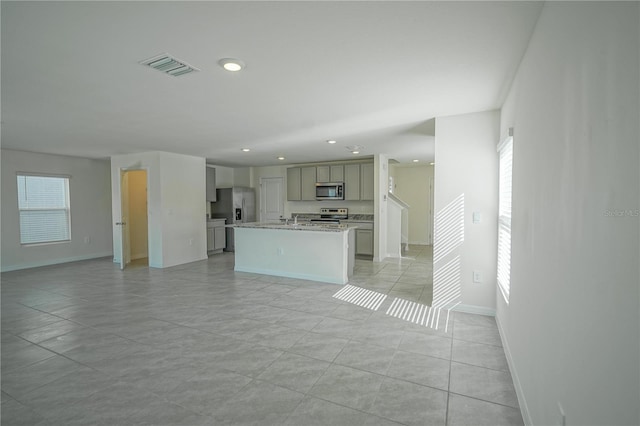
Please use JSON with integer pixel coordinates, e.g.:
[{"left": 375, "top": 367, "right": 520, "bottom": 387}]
[{"left": 315, "top": 182, "right": 344, "bottom": 200}]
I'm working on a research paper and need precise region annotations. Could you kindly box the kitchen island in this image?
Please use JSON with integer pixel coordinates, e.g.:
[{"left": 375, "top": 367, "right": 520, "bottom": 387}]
[{"left": 233, "top": 222, "right": 356, "bottom": 285}]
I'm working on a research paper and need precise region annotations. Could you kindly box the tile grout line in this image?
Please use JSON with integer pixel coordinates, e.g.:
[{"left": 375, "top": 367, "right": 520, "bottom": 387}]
[{"left": 445, "top": 313, "right": 456, "bottom": 426}]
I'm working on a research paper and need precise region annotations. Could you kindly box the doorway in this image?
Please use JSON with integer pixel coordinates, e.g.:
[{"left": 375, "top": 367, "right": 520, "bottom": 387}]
[
  {"left": 259, "top": 177, "right": 284, "bottom": 222},
  {"left": 120, "top": 169, "right": 149, "bottom": 269}
]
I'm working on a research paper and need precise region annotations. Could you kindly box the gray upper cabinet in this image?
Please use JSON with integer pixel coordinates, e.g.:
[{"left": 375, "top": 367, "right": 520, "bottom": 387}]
[
  {"left": 315, "top": 165, "right": 344, "bottom": 183},
  {"left": 206, "top": 167, "right": 217, "bottom": 202},
  {"left": 288, "top": 162, "right": 371, "bottom": 202},
  {"left": 287, "top": 167, "right": 301, "bottom": 201},
  {"left": 344, "top": 164, "right": 361, "bottom": 200},
  {"left": 316, "top": 166, "right": 330, "bottom": 183},
  {"left": 301, "top": 166, "right": 317, "bottom": 201},
  {"left": 360, "top": 162, "right": 374, "bottom": 201},
  {"left": 330, "top": 165, "right": 344, "bottom": 182}
]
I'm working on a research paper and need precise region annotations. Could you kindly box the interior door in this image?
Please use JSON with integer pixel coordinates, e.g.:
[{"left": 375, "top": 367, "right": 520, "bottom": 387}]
[
  {"left": 119, "top": 170, "right": 131, "bottom": 270},
  {"left": 260, "top": 177, "right": 284, "bottom": 222}
]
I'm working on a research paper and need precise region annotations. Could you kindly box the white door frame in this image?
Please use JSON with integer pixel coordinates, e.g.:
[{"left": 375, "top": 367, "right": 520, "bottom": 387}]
[
  {"left": 118, "top": 167, "right": 150, "bottom": 269},
  {"left": 428, "top": 176, "right": 434, "bottom": 245}
]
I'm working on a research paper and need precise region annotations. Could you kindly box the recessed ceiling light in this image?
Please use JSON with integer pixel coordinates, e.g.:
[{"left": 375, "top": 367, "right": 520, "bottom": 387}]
[
  {"left": 218, "top": 58, "right": 245, "bottom": 72},
  {"left": 352, "top": 151, "right": 360, "bottom": 155},
  {"left": 430, "top": 162, "right": 435, "bottom": 165},
  {"left": 327, "top": 140, "right": 337, "bottom": 144},
  {"left": 241, "top": 148, "right": 250, "bottom": 152},
  {"left": 412, "top": 159, "right": 420, "bottom": 163},
  {"left": 277, "top": 156, "right": 285, "bottom": 161}
]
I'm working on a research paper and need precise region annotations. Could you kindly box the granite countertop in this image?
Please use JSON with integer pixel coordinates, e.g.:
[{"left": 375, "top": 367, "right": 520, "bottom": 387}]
[{"left": 233, "top": 222, "right": 359, "bottom": 232}]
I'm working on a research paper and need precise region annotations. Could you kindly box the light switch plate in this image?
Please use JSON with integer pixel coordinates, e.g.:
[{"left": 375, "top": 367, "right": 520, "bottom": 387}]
[
  {"left": 473, "top": 211, "right": 482, "bottom": 224},
  {"left": 473, "top": 270, "right": 482, "bottom": 283}
]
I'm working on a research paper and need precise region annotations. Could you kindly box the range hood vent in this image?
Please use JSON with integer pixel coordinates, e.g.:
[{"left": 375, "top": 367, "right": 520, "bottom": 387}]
[{"left": 139, "top": 53, "right": 199, "bottom": 77}]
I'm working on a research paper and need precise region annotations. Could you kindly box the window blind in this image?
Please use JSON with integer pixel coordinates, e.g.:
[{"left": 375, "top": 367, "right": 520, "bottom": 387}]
[
  {"left": 497, "top": 137, "right": 513, "bottom": 302},
  {"left": 17, "top": 174, "right": 71, "bottom": 244}
]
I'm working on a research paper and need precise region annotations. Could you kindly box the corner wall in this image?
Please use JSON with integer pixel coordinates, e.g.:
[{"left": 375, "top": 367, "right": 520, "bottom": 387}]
[
  {"left": 1, "top": 149, "right": 113, "bottom": 271},
  {"left": 159, "top": 152, "right": 207, "bottom": 268},
  {"left": 111, "top": 151, "right": 207, "bottom": 268},
  {"left": 434, "top": 111, "right": 499, "bottom": 313},
  {"left": 498, "top": 3, "right": 639, "bottom": 425}
]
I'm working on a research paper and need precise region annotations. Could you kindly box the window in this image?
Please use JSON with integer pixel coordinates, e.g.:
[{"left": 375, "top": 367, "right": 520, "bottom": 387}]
[
  {"left": 17, "top": 174, "right": 71, "bottom": 244},
  {"left": 497, "top": 136, "right": 513, "bottom": 302}
]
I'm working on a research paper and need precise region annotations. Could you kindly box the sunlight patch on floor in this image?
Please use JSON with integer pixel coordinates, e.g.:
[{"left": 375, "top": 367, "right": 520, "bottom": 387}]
[{"left": 332, "top": 285, "right": 387, "bottom": 311}]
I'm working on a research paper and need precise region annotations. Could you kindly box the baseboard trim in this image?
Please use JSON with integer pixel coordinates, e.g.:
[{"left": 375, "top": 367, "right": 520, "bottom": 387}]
[
  {"left": 496, "top": 315, "right": 531, "bottom": 426},
  {"left": 234, "top": 265, "right": 347, "bottom": 285},
  {"left": 131, "top": 253, "right": 148, "bottom": 261},
  {"left": 453, "top": 304, "right": 496, "bottom": 317},
  {"left": 1, "top": 252, "right": 114, "bottom": 273}
]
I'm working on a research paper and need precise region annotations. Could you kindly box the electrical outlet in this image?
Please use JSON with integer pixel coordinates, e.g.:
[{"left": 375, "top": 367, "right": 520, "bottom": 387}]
[
  {"left": 189, "top": 238, "right": 193, "bottom": 246},
  {"left": 277, "top": 248, "right": 284, "bottom": 255},
  {"left": 84, "top": 236, "right": 91, "bottom": 244},
  {"left": 473, "top": 270, "right": 482, "bottom": 283}
]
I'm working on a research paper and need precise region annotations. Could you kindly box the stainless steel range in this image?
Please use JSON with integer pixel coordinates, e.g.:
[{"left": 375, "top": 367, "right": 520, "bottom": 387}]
[{"left": 311, "top": 208, "right": 348, "bottom": 224}]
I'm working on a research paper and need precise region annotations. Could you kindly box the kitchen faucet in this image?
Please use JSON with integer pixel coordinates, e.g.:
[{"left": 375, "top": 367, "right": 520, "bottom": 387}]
[{"left": 294, "top": 215, "right": 298, "bottom": 225}]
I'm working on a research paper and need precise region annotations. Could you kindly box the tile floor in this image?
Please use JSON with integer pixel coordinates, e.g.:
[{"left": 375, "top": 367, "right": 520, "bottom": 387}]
[{"left": 1, "top": 245, "right": 523, "bottom": 425}]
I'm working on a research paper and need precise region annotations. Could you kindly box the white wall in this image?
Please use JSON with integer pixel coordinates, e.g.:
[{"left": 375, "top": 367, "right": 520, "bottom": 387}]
[
  {"left": 1, "top": 149, "right": 113, "bottom": 271},
  {"left": 159, "top": 152, "right": 207, "bottom": 268},
  {"left": 390, "top": 164, "right": 434, "bottom": 245},
  {"left": 497, "top": 3, "right": 639, "bottom": 426},
  {"left": 434, "top": 111, "right": 499, "bottom": 313},
  {"left": 111, "top": 151, "right": 207, "bottom": 268}
]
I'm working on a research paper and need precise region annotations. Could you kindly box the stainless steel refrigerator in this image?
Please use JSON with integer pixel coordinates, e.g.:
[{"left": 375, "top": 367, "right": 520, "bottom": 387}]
[{"left": 210, "top": 187, "right": 256, "bottom": 252}]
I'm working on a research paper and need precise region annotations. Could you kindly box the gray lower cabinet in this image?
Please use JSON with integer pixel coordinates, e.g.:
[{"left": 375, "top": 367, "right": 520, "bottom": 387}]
[
  {"left": 347, "top": 221, "right": 374, "bottom": 256},
  {"left": 207, "top": 219, "right": 226, "bottom": 254},
  {"left": 207, "top": 227, "right": 214, "bottom": 250},
  {"left": 356, "top": 229, "right": 374, "bottom": 256},
  {"left": 214, "top": 226, "right": 226, "bottom": 251}
]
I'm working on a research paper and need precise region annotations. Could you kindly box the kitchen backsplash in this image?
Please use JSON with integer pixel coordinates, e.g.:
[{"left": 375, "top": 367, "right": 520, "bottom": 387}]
[
  {"left": 285, "top": 201, "right": 374, "bottom": 215},
  {"left": 291, "top": 213, "right": 374, "bottom": 221}
]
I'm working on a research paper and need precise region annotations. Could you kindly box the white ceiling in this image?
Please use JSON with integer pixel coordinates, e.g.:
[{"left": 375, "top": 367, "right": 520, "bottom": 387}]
[{"left": 1, "top": 1, "right": 542, "bottom": 167}]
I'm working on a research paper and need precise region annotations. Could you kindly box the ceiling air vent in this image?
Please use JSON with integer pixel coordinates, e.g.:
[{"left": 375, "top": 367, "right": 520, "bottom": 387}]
[{"left": 139, "top": 53, "right": 199, "bottom": 77}]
